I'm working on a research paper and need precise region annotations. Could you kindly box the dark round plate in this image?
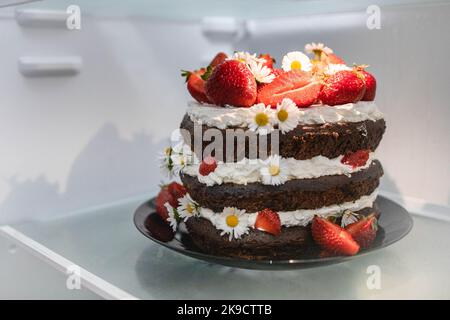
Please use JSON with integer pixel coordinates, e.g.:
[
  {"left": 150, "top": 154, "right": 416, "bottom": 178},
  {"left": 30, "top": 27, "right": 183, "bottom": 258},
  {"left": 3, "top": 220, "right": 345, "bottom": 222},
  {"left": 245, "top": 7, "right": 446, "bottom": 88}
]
[{"left": 134, "top": 196, "right": 413, "bottom": 270}]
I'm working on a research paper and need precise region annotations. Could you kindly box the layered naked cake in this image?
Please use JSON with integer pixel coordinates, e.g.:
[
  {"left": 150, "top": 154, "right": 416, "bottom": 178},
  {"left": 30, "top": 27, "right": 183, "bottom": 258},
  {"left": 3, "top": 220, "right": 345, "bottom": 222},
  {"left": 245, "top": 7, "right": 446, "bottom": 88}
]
[{"left": 157, "top": 43, "right": 385, "bottom": 259}]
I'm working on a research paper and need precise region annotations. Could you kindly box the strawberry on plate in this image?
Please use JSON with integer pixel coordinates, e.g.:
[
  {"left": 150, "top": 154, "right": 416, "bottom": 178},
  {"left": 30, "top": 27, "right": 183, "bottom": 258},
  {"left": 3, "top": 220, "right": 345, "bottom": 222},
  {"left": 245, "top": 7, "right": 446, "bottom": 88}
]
[
  {"left": 341, "top": 150, "right": 370, "bottom": 168},
  {"left": 209, "top": 52, "right": 228, "bottom": 68},
  {"left": 311, "top": 216, "right": 360, "bottom": 256},
  {"left": 199, "top": 156, "right": 217, "bottom": 176},
  {"left": 181, "top": 69, "right": 210, "bottom": 104},
  {"left": 167, "top": 181, "right": 187, "bottom": 204},
  {"left": 255, "top": 208, "right": 281, "bottom": 236},
  {"left": 205, "top": 60, "right": 257, "bottom": 108},
  {"left": 346, "top": 214, "right": 378, "bottom": 249},
  {"left": 155, "top": 182, "right": 186, "bottom": 222},
  {"left": 257, "top": 70, "right": 321, "bottom": 108},
  {"left": 258, "top": 53, "right": 275, "bottom": 69},
  {"left": 319, "top": 70, "right": 366, "bottom": 106}
]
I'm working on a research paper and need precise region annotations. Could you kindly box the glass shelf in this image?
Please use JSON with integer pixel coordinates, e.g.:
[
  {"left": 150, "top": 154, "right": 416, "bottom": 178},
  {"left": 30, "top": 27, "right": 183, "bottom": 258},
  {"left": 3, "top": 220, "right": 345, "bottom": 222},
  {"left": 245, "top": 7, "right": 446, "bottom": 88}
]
[{"left": 3, "top": 195, "right": 450, "bottom": 299}]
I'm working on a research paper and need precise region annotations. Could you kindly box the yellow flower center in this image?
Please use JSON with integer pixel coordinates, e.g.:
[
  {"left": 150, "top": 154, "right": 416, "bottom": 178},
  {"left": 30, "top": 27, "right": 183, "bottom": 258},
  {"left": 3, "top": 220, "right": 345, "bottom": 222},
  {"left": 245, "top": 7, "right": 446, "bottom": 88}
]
[
  {"left": 277, "top": 109, "right": 289, "bottom": 122},
  {"left": 255, "top": 113, "right": 269, "bottom": 126},
  {"left": 269, "top": 164, "right": 280, "bottom": 176},
  {"left": 226, "top": 215, "right": 239, "bottom": 228},
  {"left": 180, "top": 158, "right": 185, "bottom": 166},
  {"left": 186, "top": 203, "right": 194, "bottom": 214},
  {"left": 290, "top": 60, "right": 302, "bottom": 70},
  {"left": 238, "top": 58, "right": 246, "bottom": 63}
]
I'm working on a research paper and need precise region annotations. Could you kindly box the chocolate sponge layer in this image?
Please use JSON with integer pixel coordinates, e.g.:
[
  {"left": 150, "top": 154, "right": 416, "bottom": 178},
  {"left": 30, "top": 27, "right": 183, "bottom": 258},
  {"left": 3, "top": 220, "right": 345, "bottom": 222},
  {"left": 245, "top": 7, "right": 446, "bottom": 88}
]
[
  {"left": 180, "top": 114, "right": 386, "bottom": 161},
  {"left": 181, "top": 160, "right": 383, "bottom": 212}
]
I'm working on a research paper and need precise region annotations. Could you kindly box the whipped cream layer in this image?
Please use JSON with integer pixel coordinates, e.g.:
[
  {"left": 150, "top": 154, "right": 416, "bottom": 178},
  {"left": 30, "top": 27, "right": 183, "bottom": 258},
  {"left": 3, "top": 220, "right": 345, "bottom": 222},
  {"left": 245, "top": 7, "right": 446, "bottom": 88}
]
[
  {"left": 197, "top": 189, "right": 378, "bottom": 229},
  {"left": 187, "top": 101, "right": 384, "bottom": 130},
  {"left": 182, "top": 152, "right": 376, "bottom": 186}
]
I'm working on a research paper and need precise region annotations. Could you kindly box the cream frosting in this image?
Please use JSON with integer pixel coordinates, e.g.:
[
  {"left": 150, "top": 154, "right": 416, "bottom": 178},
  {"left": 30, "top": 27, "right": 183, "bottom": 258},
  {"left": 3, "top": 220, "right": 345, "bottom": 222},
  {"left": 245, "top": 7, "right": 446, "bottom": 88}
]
[
  {"left": 196, "top": 189, "right": 378, "bottom": 229},
  {"left": 187, "top": 101, "right": 384, "bottom": 130},
  {"left": 182, "top": 152, "right": 377, "bottom": 186}
]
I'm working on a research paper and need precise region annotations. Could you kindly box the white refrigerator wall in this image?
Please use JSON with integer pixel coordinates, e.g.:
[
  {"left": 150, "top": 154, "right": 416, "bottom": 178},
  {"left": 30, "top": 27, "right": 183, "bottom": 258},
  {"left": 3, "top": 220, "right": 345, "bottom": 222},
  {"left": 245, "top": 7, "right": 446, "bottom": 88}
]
[{"left": 0, "top": 2, "right": 449, "bottom": 223}]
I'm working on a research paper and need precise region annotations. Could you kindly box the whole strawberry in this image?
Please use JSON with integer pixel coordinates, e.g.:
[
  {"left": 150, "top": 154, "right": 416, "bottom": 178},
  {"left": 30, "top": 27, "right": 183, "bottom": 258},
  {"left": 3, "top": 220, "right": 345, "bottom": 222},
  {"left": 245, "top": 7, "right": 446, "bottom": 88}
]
[
  {"left": 155, "top": 182, "right": 186, "bottom": 223},
  {"left": 182, "top": 69, "right": 210, "bottom": 104},
  {"left": 346, "top": 214, "right": 378, "bottom": 249},
  {"left": 359, "top": 69, "right": 377, "bottom": 101},
  {"left": 205, "top": 60, "right": 257, "bottom": 108},
  {"left": 311, "top": 216, "right": 360, "bottom": 256},
  {"left": 209, "top": 52, "right": 228, "bottom": 68},
  {"left": 319, "top": 70, "right": 366, "bottom": 106}
]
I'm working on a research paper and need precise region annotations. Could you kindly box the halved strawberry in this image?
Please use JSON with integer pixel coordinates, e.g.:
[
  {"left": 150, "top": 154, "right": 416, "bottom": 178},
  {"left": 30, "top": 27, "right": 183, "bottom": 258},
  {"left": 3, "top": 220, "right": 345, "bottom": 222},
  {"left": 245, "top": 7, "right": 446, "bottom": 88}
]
[
  {"left": 167, "top": 182, "right": 186, "bottom": 205},
  {"left": 199, "top": 156, "right": 217, "bottom": 176},
  {"left": 341, "top": 150, "right": 370, "bottom": 168},
  {"left": 258, "top": 53, "right": 275, "bottom": 69},
  {"left": 182, "top": 69, "right": 210, "bottom": 104},
  {"left": 311, "top": 216, "right": 360, "bottom": 256},
  {"left": 319, "top": 70, "right": 366, "bottom": 106},
  {"left": 346, "top": 214, "right": 378, "bottom": 249},
  {"left": 255, "top": 208, "right": 281, "bottom": 236},
  {"left": 209, "top": 52, "right": 228, "bottom": 68},
  {"left": 155, "top": 186, "right": 173, "bottom": 222},
  {"left": 257, "top": 70, "right": 320, "bottom": 108}
]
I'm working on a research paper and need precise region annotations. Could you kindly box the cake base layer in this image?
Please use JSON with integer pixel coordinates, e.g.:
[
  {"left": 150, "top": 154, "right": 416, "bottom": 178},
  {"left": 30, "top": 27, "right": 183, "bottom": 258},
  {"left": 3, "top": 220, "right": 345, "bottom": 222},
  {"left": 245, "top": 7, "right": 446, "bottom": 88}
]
[
  {"left": 180, "top": 115, "right": 386, "bottom": 161},
  {"left": 185, "top": 205, "right": 380, "bottom": 260},
  {"left": 181, "top": 160, "right": 383, "bottom": 212}
]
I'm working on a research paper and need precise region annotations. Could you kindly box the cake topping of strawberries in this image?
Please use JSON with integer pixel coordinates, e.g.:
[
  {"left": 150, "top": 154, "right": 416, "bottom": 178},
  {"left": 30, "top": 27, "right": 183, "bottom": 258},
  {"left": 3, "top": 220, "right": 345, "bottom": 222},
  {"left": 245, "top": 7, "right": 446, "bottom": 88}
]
[
  {"left": 205, "top": 60, "right": 257, "bottom": 108},
  {"left": 181, "top": 69, "right": 210, "bottom": 104},
  {"left": 319, "top": 70, "right": 366, "bottom": 106},
  {"left": 255, "top": 208, "right": 281, "bottom": 236},
  {"left": 341, "top": 150, "right": 370, "bottom": 168},
  {"left": 346, "top": 213, "right": 378, "bottom": 249},
  {"left": 209, "top": 52, "right": 228, "bottom": 68},
  {"left": 199, "top": 156, "right": 218, "bottom": 176},
  {"left": 258, "top": 53, "right": 275, "bottom": 69},
  {"left": 311, "top": 216, "right": 360, "bottom": 256},
  {"left": 354, "top": 65, "right": 377, "bottom": 101}
]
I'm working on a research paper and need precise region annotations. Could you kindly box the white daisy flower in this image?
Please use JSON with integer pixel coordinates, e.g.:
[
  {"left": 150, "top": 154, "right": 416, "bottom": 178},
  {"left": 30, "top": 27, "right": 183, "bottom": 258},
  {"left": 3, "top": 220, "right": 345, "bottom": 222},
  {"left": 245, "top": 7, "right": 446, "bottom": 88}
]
[
  {"left": 324, "top": 63, "right": 352, "bottom": 75},
  {"left": 305, "top": 42, "right": 333, "bottom": 56},
  {"left": 341, "top": 210, "right": 360, "bottom": 227},
  {"left": 260, "top": 154, "right": 289, "bottom": 185},
  {"left": 247, "top": 103, "right": 274, "bottom": 135},
  {"left": 216, "top": 207, "right": 249, "bottom": 241},
  {"left": 231, "top": 51, "right": 265, "bottom": 65},
  {"left": 274, "top": 98, "right": 300, "bottom": 133},
  {"left": 248, "top": 60, "right": 275, "bottom": 84},
  {"left": 159, "top": 146, "right": 175, "bottom": 178},
  {"left": 164, "top": 202, "right": 179, "bottom": 231},
  {"left": 177, "top": 194, "right": 199, "bottom": 221},
  {"left": 281, "top": 51, "right": 312, "bottom": 72},
  {"left": 170, "top": 143, "right": 194, "bottom": 175}
]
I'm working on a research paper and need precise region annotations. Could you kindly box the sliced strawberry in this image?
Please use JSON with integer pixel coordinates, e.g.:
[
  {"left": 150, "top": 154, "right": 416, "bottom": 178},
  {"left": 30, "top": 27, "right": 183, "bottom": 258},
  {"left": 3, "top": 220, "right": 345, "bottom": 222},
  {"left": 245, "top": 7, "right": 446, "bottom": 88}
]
[
  {"left": 257, "top": 70, "right": 319, "bottom": 108},
  {"left": 199, "top": 156, "right": 217, "bottom": 176},
  {"left": 346, "top": 214, "right": 378, "bottom": 249},
  {"left": 205, "top": 60, "right": 257, "bottom": 108},
  {"left": 341, "top": 150, "right": 370, "bottom": 168},
  {"left": 182, "top": 69, "right": 210, "bottom": 104},
  {"left": 209, "top": 52, "right": 228, "bottom": 68},
  {"left": 327, "top": 53, "right": 346, "bottom": 64},
  {"left": 258, "top": 53, "right": 275, "bottom": 69},
  {"left": 167, "top": 182, "right": 186, "bottom": 205},
  {"left": 255, "top": 208, "right": 281, "bottom": 236},
  {"left": 155, "top": 186, "right": 173, "bottom": 222},
  {"left": 311, "top": 216, "right": 360, "bottom": 256},
  {"left": 319, "top": 70, "right": 366, "bottom": 106}
]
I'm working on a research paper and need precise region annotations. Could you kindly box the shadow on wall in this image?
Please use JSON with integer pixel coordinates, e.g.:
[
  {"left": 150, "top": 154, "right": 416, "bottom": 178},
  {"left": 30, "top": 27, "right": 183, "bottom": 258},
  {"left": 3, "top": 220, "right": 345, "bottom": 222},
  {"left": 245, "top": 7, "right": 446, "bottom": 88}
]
[{"left": 0, "top": 123, "right": 168, "bottom": 224}]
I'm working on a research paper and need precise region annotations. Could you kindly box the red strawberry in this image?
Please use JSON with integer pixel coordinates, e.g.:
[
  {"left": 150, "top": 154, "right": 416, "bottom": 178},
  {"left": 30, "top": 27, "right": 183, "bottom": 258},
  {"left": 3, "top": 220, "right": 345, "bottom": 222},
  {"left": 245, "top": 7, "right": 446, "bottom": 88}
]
[
  {"left": 255, "top": 209, "right": 281, "bottom": 236},
  {"left": 209, "top": 52, "right": 228, "bottom": 68},
  {"left": 257, "top": 70, "right": 320, "bottom": 108},
  {"left": 155, "top": 186, "right": 173, "bottom": 222},
  {"left": 258, "top": 53, "right": 275, "bottom": 69},
  {"left": 182, "top": 69, "right": 210, "bottom": 104},
  {"left": 341, "top": 150, "right": 370, "bottom": 168},
  {"left": 327, "top": 53, "right": 346, "bottom": 65},
  {"left": 199, "top": 156, "right": 217, "bottom": 176},
  {"left": 311, "top": 216, "right": 360, "bottom": 256},
  {"left": 319, "top": 70, "right": 366, "bottom": 106},
  {"left": 167, "top": 182, "right": 186, "bottom": 205},
  {"left": 346, "top": 214, "right": 378, "bottom": 249},
  {"left": 359, "top": 70, "right": 377, "bottom": 101},
  {"left": 205, "top": 60, "right": 257, "bottom": 108}
]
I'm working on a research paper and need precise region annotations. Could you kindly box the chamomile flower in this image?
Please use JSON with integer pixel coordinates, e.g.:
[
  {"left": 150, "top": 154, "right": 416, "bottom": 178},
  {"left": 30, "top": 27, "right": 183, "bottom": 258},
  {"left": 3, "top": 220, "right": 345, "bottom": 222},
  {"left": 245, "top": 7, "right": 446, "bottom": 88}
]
[
  {"left": 274, "top": 98, "right": 300, "bottom": 133},
  {"left": 248, "top": 60, "right": 275, "bottom": 84},
  {"left": 260, "top": 154, "right": 289, "bottom": 186},
  {"left": 164, "top": 202, "right": 180, "bottom": 231},
  {"left": 159, "top": 146, "right": 175, "bottom": 178},
  {"left": 305, "top": 42, "right": 333, "bottom": 61},
  {"left": 171, "top": 143, "right": 194, "bottom": 175},
  {"left": 341, "top": 210, "right": 360, "bottom": 227},
  {"left": 281, "top": 51, "right": 312, "bottom": 72},
  {"left": 177, "top": 194, "right": 199, "bottom": 221},
  {"left": 247, "top": 103, "right": 274, "bottom": 135},
  {"left": 324, "top": 63, "right": 352, "bottom": 75},
  {"left": 216, "top": 207, "right": 249, "bottom": 241},
  {"left": 231, "top": 51, "right": 264, "bottom": 65}
]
